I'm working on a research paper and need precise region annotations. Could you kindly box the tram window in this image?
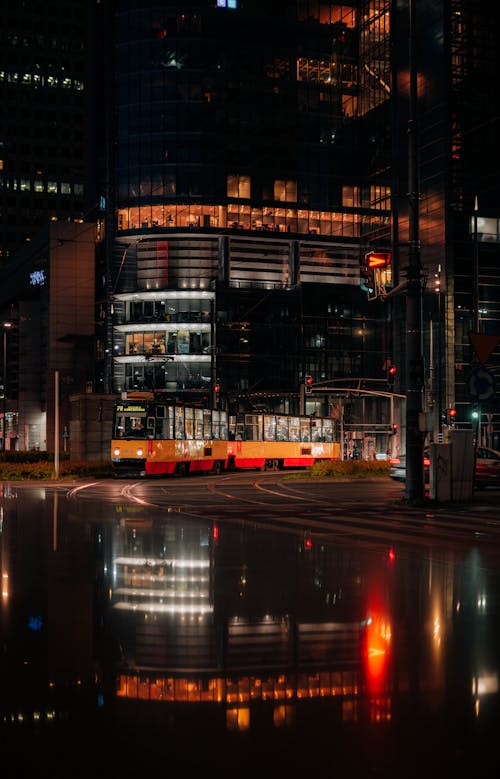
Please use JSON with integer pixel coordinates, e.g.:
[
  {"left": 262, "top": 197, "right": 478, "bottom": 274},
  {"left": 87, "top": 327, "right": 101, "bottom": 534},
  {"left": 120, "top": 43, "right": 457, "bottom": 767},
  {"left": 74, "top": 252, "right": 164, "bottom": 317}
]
[
  {"left": 155, "top": 418, "right": 168, "bottom": 438},
  {"left": 243, "top": 414, "right": 262, "bottom": 440},
  {"left": 322, "top": 419, "right": 333, "bottom": 442},
  {"left": 220, "top": 412, "right": 228, "bottom": 440},
  {"left": 203, "top": 409, "right": 212, "bottom": 439},
  {"left": 212, "top": 409, "right": 220, "bottom": 439},
  {"left": 115, "top": 417, "right": 124, "bottom": 437},
  {"left": 127, "top": 416, "right": 147, "bottom": 438},
  {"left": 185, "top": 407, "right": 194, "bottom": 439},
  {"left": 264, "top": 415, "right": 276, "bottom": 442},
  {"left": 300, "top": 417, "right": 311, "bottom": 442},
  {"left": 311, "top": 419, "right": 321, "bottom": 441},
  {"left": 289, "top": 417, "right": 300, "bottom": 441},
  {"left": 194, "top": 408, "right": 204, "bottom": 439},
  {"left": 276, "top": 416, "right": 289, "bottom": 441},
  {"left": 175, "top": 407, "right": 184, "bottom": 439}
]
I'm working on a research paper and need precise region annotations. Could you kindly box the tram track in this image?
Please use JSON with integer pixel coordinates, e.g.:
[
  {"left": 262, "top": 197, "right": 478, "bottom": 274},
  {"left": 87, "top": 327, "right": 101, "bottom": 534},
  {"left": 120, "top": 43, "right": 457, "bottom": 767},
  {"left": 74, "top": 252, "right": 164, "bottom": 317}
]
[{"left": 58, "top": 473, "right": 500, "bottom": 553}]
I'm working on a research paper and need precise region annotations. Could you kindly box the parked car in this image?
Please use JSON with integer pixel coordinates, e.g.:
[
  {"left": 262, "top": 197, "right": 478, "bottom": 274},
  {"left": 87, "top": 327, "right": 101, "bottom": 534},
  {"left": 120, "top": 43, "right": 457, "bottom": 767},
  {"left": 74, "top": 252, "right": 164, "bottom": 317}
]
[
  {"left": 389, "top": 450, "right": 430, "bottom": 482},
  {"left": 475, "top": 446, "right": 500, "bottom": 488},
  {"left": 390, "top": 445, "right": 500, "bottom": 487}
]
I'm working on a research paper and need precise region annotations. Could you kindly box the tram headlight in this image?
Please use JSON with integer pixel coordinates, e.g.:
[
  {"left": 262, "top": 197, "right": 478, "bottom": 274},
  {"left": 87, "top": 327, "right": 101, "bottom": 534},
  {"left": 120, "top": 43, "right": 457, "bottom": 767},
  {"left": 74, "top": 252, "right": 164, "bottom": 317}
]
[{"left": 113, "top": 447, "right": 121, "bottom": 457}]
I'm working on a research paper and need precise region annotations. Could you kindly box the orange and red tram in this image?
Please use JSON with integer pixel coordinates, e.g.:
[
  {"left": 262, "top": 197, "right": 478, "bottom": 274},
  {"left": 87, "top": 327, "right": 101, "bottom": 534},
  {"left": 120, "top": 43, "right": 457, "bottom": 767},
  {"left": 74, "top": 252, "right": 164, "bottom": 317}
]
[{"left": 111, "top": 392, "right": 340, "bottom": 478}]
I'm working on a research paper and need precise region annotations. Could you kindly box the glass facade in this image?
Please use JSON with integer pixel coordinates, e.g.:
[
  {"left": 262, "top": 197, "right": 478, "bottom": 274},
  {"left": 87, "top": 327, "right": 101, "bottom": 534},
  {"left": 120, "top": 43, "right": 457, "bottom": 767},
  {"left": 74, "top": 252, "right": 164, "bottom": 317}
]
[{"left": 107, "top": 0, "right": 394, "bottom": 441}]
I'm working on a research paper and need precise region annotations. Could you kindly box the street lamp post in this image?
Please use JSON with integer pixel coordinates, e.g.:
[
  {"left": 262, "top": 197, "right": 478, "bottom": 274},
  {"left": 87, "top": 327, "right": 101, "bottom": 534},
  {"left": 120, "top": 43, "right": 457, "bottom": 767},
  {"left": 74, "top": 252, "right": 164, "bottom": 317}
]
[
  {"left": 2, "top": 322, "right": 12, "bottom": 452},
  {"left": 404, "top": 0, "right": 425, "bottom": 502}
]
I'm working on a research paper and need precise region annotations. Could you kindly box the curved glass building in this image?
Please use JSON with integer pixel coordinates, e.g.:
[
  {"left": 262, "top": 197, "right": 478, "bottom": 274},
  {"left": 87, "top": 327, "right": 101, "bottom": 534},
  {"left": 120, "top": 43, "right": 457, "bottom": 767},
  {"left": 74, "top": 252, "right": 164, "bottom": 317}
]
[{"left": 106, "top": 0, "right": 392, "bottom": 433}]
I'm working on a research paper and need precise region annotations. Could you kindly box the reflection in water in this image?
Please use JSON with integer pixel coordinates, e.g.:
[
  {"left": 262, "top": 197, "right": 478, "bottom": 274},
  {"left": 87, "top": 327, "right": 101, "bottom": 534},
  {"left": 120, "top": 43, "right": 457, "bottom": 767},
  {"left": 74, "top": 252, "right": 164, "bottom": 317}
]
[{"left": 0, "top": 487, "right": 499, "bottom": 776}]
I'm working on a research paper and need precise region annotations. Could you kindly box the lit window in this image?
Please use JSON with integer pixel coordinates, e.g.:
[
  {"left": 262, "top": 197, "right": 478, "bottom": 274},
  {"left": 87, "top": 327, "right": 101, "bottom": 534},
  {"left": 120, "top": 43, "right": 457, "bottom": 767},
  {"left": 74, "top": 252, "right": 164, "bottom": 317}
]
[
  {"left": 274, "top": 179, "right": 297, "bottom": 202},
  {"left": 47, "top": 181, "right": 57, "bottom": 193},
  {"left": 227, "top": 174, "right": 250, "bottom": 199}
]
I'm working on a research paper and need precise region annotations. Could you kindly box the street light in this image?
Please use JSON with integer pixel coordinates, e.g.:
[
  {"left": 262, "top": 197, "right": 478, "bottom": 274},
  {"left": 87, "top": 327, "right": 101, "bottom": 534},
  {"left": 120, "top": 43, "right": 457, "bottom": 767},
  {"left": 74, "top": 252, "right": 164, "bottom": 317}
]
[{"left": 2, "top": 322, "right": 12, "bottom": 452}]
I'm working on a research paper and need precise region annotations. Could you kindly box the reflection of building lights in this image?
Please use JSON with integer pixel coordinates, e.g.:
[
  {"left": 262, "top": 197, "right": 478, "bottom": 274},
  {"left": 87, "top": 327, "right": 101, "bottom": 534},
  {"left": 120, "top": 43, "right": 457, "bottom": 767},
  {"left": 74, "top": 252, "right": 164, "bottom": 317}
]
[
  {"left": 114, "top": 602, "right": 213, "bottom": 614},
  {"left": 2, "top": 570, "right": 8, "bottom": 599},
  {"left": 472, "top": 673, "right": 498, "bottom": 697}
]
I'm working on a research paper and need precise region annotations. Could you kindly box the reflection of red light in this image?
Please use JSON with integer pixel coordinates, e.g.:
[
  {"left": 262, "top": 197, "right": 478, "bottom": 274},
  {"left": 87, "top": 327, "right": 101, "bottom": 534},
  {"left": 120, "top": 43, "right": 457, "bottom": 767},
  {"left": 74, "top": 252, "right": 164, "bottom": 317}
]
[
  {"left": 388, "top": 547, "right": 395, "bottom": 564},
  {"left": 365, "top": 614, "right": 391, "bottom": 693},
  {"left": 305, "top": 535, "right": 312, "bottom": 549},
  {"left": 213, "top": 524, "right": 219, "bottom": 541}
]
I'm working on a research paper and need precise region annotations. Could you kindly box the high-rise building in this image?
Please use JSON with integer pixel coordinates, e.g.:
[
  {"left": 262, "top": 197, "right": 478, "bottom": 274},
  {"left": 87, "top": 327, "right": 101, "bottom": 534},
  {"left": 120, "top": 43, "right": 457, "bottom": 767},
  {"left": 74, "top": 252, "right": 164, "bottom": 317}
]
[
  {"left": 103, "top": 0, "right": 393, "bottom": 456},
  {"left": 0, "top": 0, "right": 99, "bottom": 451},
  {"left": 0, "top": 0, "right": 98, "bottom": 260}
]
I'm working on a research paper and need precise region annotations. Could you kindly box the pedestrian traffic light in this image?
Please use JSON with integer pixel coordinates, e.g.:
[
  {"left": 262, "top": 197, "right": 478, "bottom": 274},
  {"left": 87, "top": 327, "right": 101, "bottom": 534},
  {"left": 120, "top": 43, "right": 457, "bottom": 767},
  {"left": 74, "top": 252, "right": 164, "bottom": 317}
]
[
  {"left": 387, "top": 365, "right": 397, "bottom": 386},
  {"left": 214, "top": 381, "right": 220, "bottom": 395},
  {"left": 304, "top": 375, "right": 314, "bottom": 393},
  {"left": 447, "top": 408, "right": 457, "bottom": 427},
  {"left": 391, "top": 423, "right": 398, "bottom": 435}
]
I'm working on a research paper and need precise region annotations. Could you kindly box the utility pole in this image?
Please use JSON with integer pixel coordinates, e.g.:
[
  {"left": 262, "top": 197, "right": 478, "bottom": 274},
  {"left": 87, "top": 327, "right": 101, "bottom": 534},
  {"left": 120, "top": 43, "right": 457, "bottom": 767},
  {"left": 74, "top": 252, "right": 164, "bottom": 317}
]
[{"left": 405, "top": 0, "right": 425, "bottom": 501}]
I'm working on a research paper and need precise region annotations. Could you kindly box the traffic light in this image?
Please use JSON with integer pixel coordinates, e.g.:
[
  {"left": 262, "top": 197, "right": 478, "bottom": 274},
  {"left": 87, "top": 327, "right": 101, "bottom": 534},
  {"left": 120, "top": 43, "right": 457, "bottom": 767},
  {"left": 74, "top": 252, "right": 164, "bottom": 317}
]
[
  {"left": 213, "top": 379, "right": 221, "bottom": 408},
  {"left": 387, "top": 365, "right": 397, "bottom": 386},
  {"left": 391, "top": 423, "right": 398, "bottom": 435},
  {"left": 446, "top": 408, "right": 457, "bottom": 427},
  {"left": 304, "top": 375, "right": 314, "bottom": 394},
  {"left": 360, "top": 252, "right": 391, "bottom": 296},
  {"left": 360, "top": 254, "right": 375, "bottom": 295},
  {"left": 366, "top": 251, "right": 391, "bottom": 268}
]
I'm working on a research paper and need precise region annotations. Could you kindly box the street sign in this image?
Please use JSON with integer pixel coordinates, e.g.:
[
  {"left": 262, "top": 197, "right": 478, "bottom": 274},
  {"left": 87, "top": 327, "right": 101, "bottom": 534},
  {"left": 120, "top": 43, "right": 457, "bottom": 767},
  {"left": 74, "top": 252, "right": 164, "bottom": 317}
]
[
  {"left": 468, "top": 331, "right": 500, "bottom": 364},
  {"left": 467, "top": 366, "right": 496, "bottom": 401}
]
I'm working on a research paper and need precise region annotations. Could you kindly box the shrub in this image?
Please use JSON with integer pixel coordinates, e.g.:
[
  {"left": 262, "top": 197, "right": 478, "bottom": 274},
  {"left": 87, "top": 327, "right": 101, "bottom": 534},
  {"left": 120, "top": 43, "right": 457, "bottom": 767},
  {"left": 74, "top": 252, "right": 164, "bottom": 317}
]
[
  {"left": 306, "top": 459, "right": 390, "bottom": 479},
  {"left": 0, "top": 458, "right": 113, "bottom": 480}
]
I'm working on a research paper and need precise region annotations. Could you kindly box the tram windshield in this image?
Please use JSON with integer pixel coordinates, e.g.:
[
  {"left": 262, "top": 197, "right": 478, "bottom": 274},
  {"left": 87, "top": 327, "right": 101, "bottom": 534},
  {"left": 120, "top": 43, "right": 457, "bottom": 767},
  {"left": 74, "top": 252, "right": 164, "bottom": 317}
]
[{"left": 114, "top": 411, "right": 148, "bottom": 439}]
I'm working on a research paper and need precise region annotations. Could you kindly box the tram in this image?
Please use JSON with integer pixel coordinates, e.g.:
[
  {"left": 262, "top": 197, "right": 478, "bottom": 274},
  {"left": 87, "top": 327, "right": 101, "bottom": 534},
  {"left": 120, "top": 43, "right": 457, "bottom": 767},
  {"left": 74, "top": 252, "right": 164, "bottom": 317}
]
[{"left": 111, "top": 392, "right": 341, "bottom": 478}]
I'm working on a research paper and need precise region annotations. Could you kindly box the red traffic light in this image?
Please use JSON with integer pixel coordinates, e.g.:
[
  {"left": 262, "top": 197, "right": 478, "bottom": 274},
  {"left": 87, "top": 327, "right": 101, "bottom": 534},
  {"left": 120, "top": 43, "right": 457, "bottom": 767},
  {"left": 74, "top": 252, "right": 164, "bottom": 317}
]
[
  {"left": 305, "top": 375, "right": 314, "bottom": 386},
  {"left": 388, "top": 366, "right": 397, "bottom": 376},
  {"left": 214, "top": 383, "right": 220, "bottom": 394},
  {"left": 366, "top": 251, "right": 391, "bottom": 268},
  {"left": 448, "top": 408, "right": 456, "bottom": 418}
]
